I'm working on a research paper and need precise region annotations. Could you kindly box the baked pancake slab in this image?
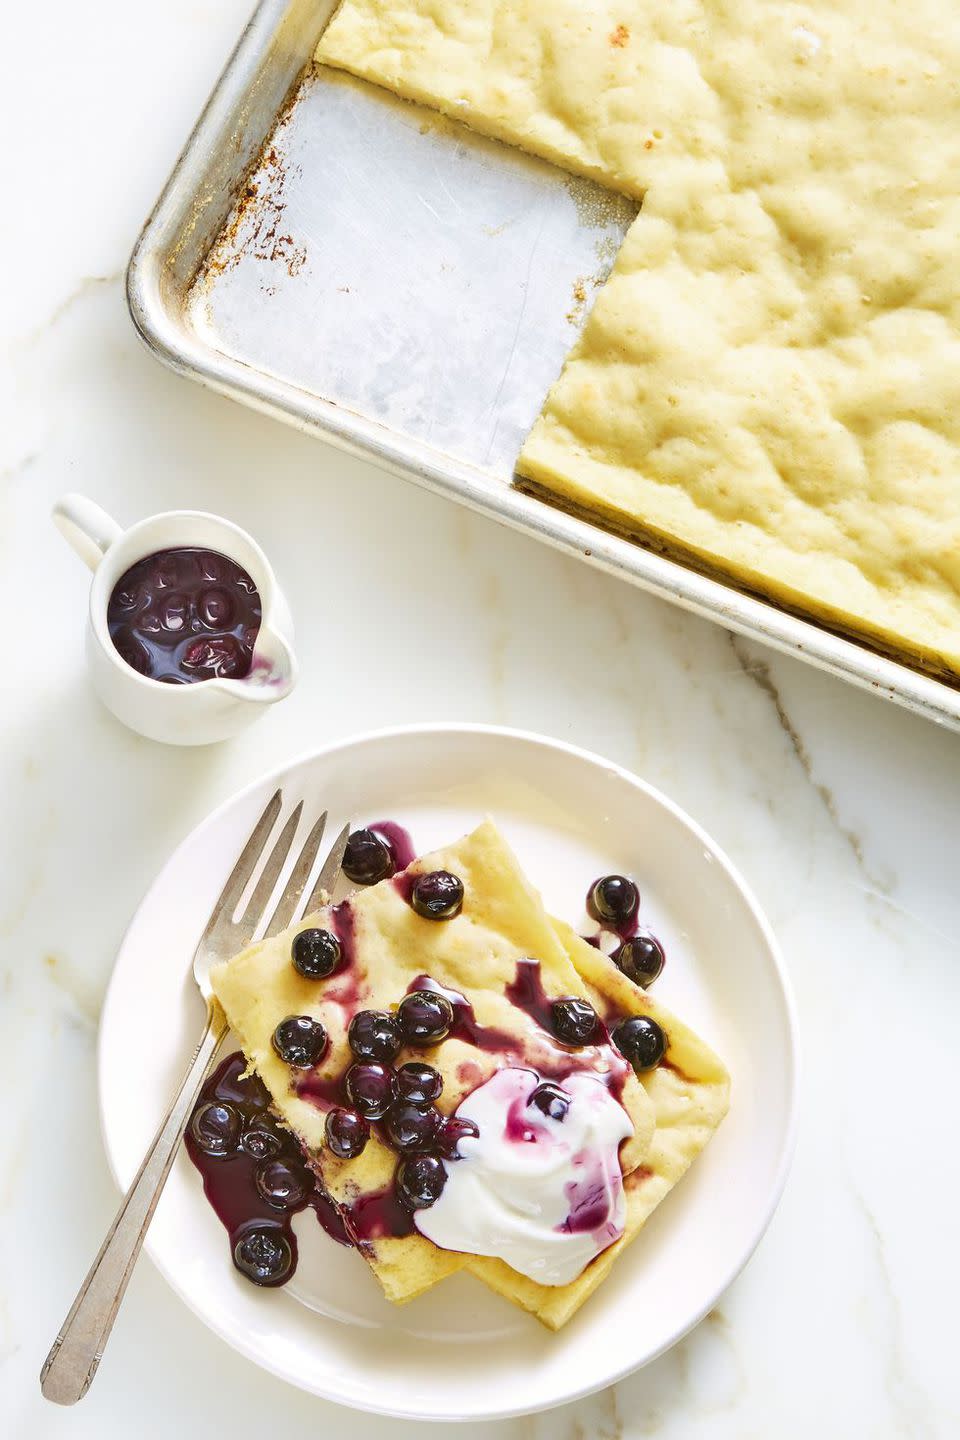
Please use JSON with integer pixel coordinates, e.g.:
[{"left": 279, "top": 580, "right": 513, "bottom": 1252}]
[
  {"left": 211, "top": 821, "right": 655, "bottom": 1307},
  {"left": 319, "top": 0, "right": 960, "bottom": 678},
  {"left": 316, "top": 0, "right": 723, "bottom": 200},
  {"left": 467, "top": 922, "right": 730, "bottom": 1329}
]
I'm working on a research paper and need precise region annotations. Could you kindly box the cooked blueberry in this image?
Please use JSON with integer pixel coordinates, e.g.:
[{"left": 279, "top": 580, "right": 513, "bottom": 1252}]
[
  {"left": 435, "top": 1116, "right": 479, "bottom": 1161},
  {"left": 343, "top": 828, "right": 393, "bottom": 884},
  {"left": 588, "top": 875, "right": 640, "bottom": 928},
  {"left": 197, "top": 586, "right": 235, "bottom": 628},
  {"left": 613, "top": 934, "right": 665, "bottom": 989},
  {"left": 233, "top": 1226, "right": 293, "bottom": 1286},
  {"left": 551, "top": 996, "right": 599, "bottom": 1046},
  {"left": 189, "top": 1101, "right": 241, "bottom": 1156},
  {"left": 292, "top": 927, "right": 342, "bottom": 980},
  {"left": 325, "top": 1107, "right": 370, "bottom": 1159},
  {"left": 240, "top": 1115, "right": 285, "bottom": 1160},
  {"left": 529, "top": 1082, "right": 570, "bottom": 1122},
  {"left": 613, "top": 1015, "right": 667, "bottom": 1073},
  {"left": 272, "top": 1015, "right": 328, "bottom": 1068},
  {"left": 396, "top": 1061, "right": 443, "bottom": 1104},
  {"left": 383, "top": 1102, "right": 441, "bottom": 1154},
  {"left": 182, "top": 634, "right": 245, "bottom": 678},
  {"left": 255, "top": 1158, "right": 311, "bottom": 1211},
  {"left": 411, "top": 871, "right": 464, "bottom": 920},
  {"left": 345, "top": 1062, "right": 397, "bottom": 1119},
  {"left": 397, "top": 990, "right": 455, "bottom": 1045},
  {"left": 396, "top": 1153, "right": 447, "bottom": 1210},
  {"left": 348, "top": 1009, "right": 403, "bottom": 1062}
]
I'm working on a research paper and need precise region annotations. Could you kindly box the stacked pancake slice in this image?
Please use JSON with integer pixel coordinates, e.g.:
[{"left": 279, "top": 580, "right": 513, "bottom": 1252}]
[{"left": 211, "top": 820, "right": 728, "bottom": 1327}]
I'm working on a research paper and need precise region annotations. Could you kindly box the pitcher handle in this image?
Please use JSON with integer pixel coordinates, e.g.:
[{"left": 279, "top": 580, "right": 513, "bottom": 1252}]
[{"left": 53, "top": 494, "right": 123, "bottom": 572}]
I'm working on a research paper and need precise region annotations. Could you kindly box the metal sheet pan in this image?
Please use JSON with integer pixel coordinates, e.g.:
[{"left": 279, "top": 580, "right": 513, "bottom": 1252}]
[{"left": 127, "top": 0, "right": 960, "bottom": 732}]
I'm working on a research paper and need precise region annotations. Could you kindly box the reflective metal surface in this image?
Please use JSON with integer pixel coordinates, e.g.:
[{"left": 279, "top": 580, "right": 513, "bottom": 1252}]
[{"left": 127, "top": 0, "right": 960, "bottom": 731}]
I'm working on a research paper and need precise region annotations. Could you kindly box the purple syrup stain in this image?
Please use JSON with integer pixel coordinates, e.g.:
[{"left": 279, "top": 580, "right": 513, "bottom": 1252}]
[
  {"left": 505, "top": 958, "right": 561, "bottom": 1033},
  {"left": 368, "top": 820, "right": 416, "bottom": 871},
  {"left": 106, "top": 547, "right": 262, "bottom": 685},
  {"left": 406, "top": 975, "right": 515, "bottom": 1053},
  {"left": 503, "top": 1090, "right": 540, "bottom": 1144},
  {"left": 328, "top": 900, "right": 357, "bottom": 967},
  {"left": 585, "top": 877, "right": 640, "bottom": 940},
  {"left": 294, "top": 1070, "right": 345, "bottom": 1109},
  {"left": 316, "top": 901, "right": 372, "bottom": 1017},
  {"left": 562, "top": 1175, "right": 614, "bottom": 1235},
  {"left": 185, "top": 1052, "right": 353, "bottom": 1290},
  {"left": 345, "top": 1185, "right": 415, "bottom": 1243},
  {"left": 391, "top": 869, "right": 417, "bottom": 904}
]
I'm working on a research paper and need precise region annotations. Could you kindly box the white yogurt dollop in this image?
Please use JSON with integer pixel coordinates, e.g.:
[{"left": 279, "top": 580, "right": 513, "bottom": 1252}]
[{"left": 415, "top": 1067, "right": 633, "bottom": 1286}]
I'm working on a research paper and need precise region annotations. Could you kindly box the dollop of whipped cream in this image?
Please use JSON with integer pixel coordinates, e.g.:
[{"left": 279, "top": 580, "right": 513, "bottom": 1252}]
[{"left": 415, "top": 1067, "right": 633, "bottom": 1286}]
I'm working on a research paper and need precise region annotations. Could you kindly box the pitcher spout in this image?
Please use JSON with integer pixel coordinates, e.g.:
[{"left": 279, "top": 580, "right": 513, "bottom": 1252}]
[{"left": 221, "top": 624, "right": 299, "bottom": 704}]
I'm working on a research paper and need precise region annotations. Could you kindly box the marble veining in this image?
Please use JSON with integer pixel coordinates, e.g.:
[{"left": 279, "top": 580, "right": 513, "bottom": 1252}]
[{"left": 1, "top": 1, "right": 959, "bottom": 1436}]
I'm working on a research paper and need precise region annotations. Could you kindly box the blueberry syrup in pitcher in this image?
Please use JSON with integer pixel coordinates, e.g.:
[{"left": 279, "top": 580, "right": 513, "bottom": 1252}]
[
  {"left": 107, "top": 547, "right": 261, "bottom": 683},
  {"left": 369, "top": 821, "right": 416, "bottom": 871}
]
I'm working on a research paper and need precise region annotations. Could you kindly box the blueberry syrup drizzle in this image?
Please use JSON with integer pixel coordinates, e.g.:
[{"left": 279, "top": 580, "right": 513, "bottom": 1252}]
[
  {"left": 185, "top": 1053, "right": 351, "bottom": 1288},
  {"left": 107, "top": 547, "right": 261, "bottom": 684},
  {"left": 562, "top": 1173, "right": 618, "bottom": 1235},
  {"left": 406, "top": 975, "right": 515, "bottom": 1053},
  {"left": 294, "top": 1071, "right": 346, "bottom": 1108},
  {"left": 369, "top": 820, "right": 416, "bottom": 871},
  {"left": 407, "top": 966, "right": 628, "bottom": 1101},
  {"left": 345, "top": 1185, "right": 415, "bottom": 1243}
]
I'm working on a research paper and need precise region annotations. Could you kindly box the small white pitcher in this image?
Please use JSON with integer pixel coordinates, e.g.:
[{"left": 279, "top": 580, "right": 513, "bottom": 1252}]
[{"left": 54, "top": 494, "right": 298, "bottom": 746}]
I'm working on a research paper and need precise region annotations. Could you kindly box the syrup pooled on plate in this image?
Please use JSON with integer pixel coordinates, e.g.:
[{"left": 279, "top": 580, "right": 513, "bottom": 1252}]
[
  {"left": 107, "top": 547, "right": 261, "bottom": 683},
  {"left": 185, "top": 1052, "right": 351, "bottom": 1287}
]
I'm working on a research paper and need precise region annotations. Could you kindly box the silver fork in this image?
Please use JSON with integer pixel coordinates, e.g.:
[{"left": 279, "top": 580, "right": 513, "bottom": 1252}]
[{"left": 40, "top": 790, "right": 350, "bottom": 1406}]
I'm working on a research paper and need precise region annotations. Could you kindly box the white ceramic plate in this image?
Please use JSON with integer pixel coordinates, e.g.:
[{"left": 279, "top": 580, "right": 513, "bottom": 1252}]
[{"left": 99, "top": 725, "right": 798, "bottom": 1422}]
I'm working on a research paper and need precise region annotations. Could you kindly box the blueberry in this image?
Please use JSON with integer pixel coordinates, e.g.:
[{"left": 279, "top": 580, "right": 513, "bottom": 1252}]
[
  {"left": 435, "top": 1116, "right": 479, "bottom": 1161},
  {"left": 182, "top": 634, "right": 245, "bottom": 678},
  {"left": 343, "top": 828, "right": 393, "bottom": 885},
  {"left": 272, "top": 1015, "right": 328, "bottom": 1068},
  {"left": 189, "top": 1101, "right": 241, "bottom": 1156},
  {"left": 292, "top": 927, "right": 342, "bottom": 980},
  {"left": 397, "top": 990, "right": 455, "bottom": 1046},
  {"left": 160, "top": 592, "right": 189, "bottom": 633},
  {"left": 588, "top": 875, "right": 639, "bottom": 928},
  {"left": 529, "top": 1082, "right": 570, "bottom": 1122},
  {"left": 325, "top": 1107, "right": 370, "bottom": 1159},
  {"left": 345, "top": 1062, "right": 397, "bottom": 1119},
  {"left": 383, "top": 1102, "right": 441, "bottom": 1154},
  {"left": 255, "top": 1158, "right": 311, "bottom": 1211},
  {"left": 411, "top": 871, "right": 464, "bottom": 920},
  {"left": 396, "top": 1061, "right": 443, "bottom": 1104},
  {"left": 396, "top": 1154, "right": 447, "bottom": 1210},
  {"left": 551, "top": 997, "right": 599, "bottom": 1046},
  {"left": 613, "top": 934, "right": 664, "bottom": 989},
  {"left": 198, "top": 586, "right": 235, "bottom": 628},
  {"left": 612, "top": 1015, "right": 667, "bottom": 1073},
  {"left": 348, "top": 1009, "right": 403, "bottom": 1063},
  {"left": 240, "top": 1115, "right": 285, "bottom": 1161},
  {"left": 233, "top": 1226, "right": 293, "bottom": 1286}
]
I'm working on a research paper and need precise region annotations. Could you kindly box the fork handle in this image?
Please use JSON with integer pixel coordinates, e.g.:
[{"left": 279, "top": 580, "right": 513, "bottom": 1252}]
[{"left": 40, "top": 1002, "right": 229, "bottom": 1405}]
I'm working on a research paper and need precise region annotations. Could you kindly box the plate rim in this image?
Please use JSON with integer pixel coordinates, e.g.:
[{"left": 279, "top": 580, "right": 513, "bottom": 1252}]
[{"left": 97, "top": 721, "right": 800, "bottom": 1421}]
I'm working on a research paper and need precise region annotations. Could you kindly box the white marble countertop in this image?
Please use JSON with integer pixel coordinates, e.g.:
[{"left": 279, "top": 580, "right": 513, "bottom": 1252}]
[{"left": 3, "top": 3, "right": 959, "bottom": 1435}]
